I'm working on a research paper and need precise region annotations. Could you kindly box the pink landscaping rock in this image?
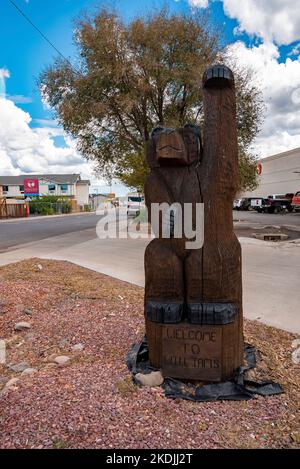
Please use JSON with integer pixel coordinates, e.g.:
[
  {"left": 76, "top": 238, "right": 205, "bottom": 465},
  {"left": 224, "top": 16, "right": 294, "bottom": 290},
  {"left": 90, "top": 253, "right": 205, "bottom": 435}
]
[
  {"left": 71, "top": 344, "right": 84, "bottom": 352},
  {"left": 4, "top": 378, "right": 20, "bottom": 390},
  {"left": 54, "top": 356, "right": 71, "bottom": 366},
  {"left": 21, "top": 368, "right": 38, "bottom": 377},
  {"left": 0, "top": 259, "right": 298, "bottom": 449}
]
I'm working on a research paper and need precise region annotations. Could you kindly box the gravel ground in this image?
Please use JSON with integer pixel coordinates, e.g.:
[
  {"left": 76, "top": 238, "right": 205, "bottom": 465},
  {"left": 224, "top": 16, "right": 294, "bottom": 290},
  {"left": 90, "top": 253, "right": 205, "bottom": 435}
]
[{"left": 0, "top": 259, "right": 299, "bottom": 449}]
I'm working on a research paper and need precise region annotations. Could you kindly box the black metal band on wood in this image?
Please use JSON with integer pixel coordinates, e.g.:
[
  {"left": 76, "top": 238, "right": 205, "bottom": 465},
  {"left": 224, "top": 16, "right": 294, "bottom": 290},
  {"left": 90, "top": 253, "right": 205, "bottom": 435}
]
[
  {"left": 187, "top": 303, "right": 238, "bottom": 325},
  {"left": 146, "top": 301, "right": 238, "bottom": 325},
  {"left": 146, "top": 301, "right": 184, "bottom": 324}
]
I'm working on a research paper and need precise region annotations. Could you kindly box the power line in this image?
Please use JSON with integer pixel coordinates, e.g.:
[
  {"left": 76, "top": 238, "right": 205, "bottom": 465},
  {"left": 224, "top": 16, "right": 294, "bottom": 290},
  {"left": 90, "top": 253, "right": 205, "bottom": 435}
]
[{"left": 8, "top": 0, "right": 77, "bottom": 71}]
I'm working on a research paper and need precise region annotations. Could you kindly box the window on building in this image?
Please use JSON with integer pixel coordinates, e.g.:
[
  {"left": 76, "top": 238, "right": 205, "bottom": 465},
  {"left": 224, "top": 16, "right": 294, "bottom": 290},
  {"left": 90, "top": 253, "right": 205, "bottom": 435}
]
[
  {"left": 48, "top": 184, "right": 56, "bottom": 193},
  {"left": 19, "top": 185, "right": 24, "bottom": 193},
  {"left": 60, "top": 184, "right": 68, "bottom": 193},
  {"left": 3, "top": 186, "right": 9, "bottom": 193}
]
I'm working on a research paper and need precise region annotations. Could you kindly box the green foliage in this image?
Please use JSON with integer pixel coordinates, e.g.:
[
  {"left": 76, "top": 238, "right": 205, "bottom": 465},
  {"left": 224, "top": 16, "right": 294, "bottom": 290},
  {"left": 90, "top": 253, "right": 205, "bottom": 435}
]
[
  {"left": 238, "top": 149, "right": 259, "bottom": 193},
  {"left": 52, "top": 438, "right": 68, "bottom": 450},
  {"left": 115, "top": 376, "right": 137, "bottom": 396},
  {"left": 115, "top": 149, "right": 149, "bottom": 193},
  {"left": 29, "top": 196, "right": 72, "bottom": 215},
  {"left": 33, "top": 195, "right": 63, "bottom": 203},
  {"left": 40, "top": 8, "right": 264, "bottom": 193}
]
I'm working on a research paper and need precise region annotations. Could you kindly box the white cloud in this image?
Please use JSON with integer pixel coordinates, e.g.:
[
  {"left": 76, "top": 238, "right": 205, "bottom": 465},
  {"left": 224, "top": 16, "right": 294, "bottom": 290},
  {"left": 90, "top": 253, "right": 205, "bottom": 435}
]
[
  {"left": 0, "top": 72, "right": 129, "bottom": 195},
  {"left": 288, "top": 43, "right": 300, "bottom": 57},
  {"left": 0, "top": 68, "right": 10, "bottom": 98},
  {"left": 187, "top": 1, "right": 300, "bottom": 156},
  {"left": 33, "top": 119, "right": 58, "bottom": 127},
  {"left": 222, "top": 0, "right": 300, "bottom": 45},
  {"left": 0, "top": 94, "right": 108, "bottom": 188},
  {"left": 7, "top": 95, "right": 33, "bottom": 104},
  {"left": 227, "top": 41, "right": 300, "bottom": 156},
  {"left": 0, "top": 97, "right": 90, "bottom": 174},
  {"left": 0, "top": 69, "right": 10, "bottom": 79},
  {"left": 188, "top": 0, "right": 209, "bottom": 8}
]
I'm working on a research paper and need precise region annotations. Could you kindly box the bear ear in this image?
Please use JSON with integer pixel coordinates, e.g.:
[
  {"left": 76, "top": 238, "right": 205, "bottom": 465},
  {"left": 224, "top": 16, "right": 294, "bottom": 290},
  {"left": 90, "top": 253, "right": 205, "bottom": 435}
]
[
  {"left": 184, "top": 124, "right": 201, "bottom": 137},
  {"left": 151, "top": 126, "right": 165, "bottom": 138}
]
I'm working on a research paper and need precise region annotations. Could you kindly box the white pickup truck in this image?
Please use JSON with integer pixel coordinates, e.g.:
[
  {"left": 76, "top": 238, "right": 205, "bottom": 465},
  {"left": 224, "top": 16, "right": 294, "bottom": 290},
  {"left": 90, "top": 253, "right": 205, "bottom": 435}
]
[{"left": 127, "top": 193, "right": 145, "bottom": 217}]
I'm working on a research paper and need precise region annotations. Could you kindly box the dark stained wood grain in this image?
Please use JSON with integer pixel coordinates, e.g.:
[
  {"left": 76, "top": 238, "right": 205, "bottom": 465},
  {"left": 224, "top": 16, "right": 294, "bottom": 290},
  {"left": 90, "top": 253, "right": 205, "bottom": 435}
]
[{"left": 144, "top": 64, "right": 244, "bottom": 381}]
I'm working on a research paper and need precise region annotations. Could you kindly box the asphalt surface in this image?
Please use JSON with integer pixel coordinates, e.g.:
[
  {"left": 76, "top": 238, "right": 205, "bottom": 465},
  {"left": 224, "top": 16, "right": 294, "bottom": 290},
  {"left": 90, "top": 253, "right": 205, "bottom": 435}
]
[
  {"left": 0, "top": 213, "right": 102, "bottom": 252},
  {"left": 233, "top": 209, "right": 300, "bottom": 225},
  {"left": 1, "top": 210, "right": 300, "bottom": 253}
]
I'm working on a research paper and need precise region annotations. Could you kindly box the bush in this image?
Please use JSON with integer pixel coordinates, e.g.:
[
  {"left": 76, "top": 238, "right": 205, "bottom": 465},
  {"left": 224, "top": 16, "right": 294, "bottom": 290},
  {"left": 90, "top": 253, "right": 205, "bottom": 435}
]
[{"left": 29, "top": 196, "right": 72, "bottom": 215}]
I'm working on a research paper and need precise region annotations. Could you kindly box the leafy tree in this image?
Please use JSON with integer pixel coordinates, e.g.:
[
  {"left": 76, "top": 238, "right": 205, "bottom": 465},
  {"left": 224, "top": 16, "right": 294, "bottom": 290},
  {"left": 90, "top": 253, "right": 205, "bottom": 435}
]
[{"left": 40, "top": 8, "right": 263, "bottom": 193}]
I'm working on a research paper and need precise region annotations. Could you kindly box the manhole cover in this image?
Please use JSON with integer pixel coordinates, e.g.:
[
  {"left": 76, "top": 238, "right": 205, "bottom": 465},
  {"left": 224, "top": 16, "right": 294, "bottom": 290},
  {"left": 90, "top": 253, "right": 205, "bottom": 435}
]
[{"left": 252, "top": 233, "right": 289, "bottom": 242}]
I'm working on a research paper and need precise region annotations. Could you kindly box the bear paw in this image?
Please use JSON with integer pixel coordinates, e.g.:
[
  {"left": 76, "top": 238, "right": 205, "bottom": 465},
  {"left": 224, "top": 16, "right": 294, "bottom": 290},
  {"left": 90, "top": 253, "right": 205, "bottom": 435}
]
[{"left": 203, "top": 64, "right": 234, "bottom": 89}]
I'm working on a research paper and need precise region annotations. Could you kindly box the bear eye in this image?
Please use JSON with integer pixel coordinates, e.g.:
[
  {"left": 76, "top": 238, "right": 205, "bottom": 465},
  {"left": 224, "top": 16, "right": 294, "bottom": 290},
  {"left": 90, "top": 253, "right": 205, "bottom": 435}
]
[{"left": 184, "top": 124, "right": 201, "bottom": 137}]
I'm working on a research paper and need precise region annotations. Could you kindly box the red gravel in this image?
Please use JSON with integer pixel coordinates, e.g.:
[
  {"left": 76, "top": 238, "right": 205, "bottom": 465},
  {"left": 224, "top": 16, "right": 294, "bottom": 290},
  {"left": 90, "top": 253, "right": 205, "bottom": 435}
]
[{"left": 0, "top": 259, "right": 299, "bottom": 449}]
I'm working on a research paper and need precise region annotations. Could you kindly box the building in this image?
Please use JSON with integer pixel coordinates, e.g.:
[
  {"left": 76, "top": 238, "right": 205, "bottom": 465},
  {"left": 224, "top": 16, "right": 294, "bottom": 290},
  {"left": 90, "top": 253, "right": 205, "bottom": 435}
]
[
  {"left": 242, "top": 147, "right": 300, "bottom": 198},
  {"left": 0, "top": 174, "right": 90, "bottom": 207},
  {"left": 90, "top": 193, "right": 121, "bottom": 211}
]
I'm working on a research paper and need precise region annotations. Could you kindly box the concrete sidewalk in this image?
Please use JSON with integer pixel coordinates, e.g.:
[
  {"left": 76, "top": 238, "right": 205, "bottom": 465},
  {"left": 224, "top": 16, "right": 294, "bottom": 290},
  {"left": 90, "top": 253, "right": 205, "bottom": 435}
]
[{"left": 0, "top": 232, "right": 299, "bottom": 334}]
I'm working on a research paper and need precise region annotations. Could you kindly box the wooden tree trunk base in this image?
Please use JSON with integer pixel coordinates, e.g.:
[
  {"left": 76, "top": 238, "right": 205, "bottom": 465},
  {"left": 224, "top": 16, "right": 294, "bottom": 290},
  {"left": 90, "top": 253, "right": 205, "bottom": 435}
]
[{"left": 146, "top": 318, "right": 243, "bottom": 382}]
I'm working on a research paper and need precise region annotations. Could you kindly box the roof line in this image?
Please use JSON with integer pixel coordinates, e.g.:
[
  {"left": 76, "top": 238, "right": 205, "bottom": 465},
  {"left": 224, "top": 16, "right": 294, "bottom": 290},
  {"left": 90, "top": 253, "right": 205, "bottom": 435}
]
[{"left": 259, "top": 146, "right": 300, "bottom": 162}]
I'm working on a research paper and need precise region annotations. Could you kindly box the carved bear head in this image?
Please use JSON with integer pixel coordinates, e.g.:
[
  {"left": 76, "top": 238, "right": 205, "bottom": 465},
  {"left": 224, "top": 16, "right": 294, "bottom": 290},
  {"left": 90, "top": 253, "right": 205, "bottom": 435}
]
[{"left": 147, "top": 124, "right": 202, "bottom": 168}]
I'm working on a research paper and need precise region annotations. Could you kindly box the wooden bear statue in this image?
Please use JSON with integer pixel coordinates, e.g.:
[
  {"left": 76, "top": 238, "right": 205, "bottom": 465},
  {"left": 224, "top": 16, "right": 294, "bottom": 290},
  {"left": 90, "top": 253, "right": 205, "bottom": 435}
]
[{"left": 144, "top": 65, "right": 244, "bottom": 382}]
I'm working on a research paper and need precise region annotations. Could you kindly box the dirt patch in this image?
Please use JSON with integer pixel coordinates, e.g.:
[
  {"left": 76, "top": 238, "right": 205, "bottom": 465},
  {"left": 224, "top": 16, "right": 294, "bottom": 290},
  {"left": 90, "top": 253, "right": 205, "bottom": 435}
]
[{"left": 0, "top": 259, "right": 299, "bottom": 449}]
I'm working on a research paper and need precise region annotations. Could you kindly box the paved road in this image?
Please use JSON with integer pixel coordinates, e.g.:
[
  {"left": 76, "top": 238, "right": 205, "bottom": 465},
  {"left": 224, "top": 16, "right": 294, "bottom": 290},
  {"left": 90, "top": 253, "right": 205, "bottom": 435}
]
[
  {"left": 233, "top": 210, "right": 300, "bottom": 226},
  {"left": 1, "top": 211, "right": 300, "bottom": 253},
  {"left": 0, "top": 213, "right": 102, "bottom": 252}
]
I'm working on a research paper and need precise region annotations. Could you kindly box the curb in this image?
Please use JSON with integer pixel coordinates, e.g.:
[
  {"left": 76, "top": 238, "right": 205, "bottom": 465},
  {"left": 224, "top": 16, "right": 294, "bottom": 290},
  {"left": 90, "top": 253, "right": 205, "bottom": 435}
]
[{"left": 0, "top": 211, "right": 96, "bottom": 223}]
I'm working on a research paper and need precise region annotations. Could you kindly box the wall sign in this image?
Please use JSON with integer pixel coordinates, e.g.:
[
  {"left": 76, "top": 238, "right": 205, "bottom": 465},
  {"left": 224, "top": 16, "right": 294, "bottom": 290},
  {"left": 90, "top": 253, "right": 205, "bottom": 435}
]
[
  {"left": 257, "top": 163, "right": 263, "bottom": 176},
  {"left": 24, "top": 179, "right": 39, "bottom": 196}
]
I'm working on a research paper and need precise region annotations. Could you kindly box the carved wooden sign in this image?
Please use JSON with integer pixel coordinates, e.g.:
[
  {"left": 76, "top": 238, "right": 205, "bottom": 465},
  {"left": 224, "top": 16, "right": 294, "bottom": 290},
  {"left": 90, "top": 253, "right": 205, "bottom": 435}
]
[
  {"left": 144, "top": 65, "right": 244, "bottom": 382},
  {"left": 162, "top": 324, "right": 222, "bottom": 381}
]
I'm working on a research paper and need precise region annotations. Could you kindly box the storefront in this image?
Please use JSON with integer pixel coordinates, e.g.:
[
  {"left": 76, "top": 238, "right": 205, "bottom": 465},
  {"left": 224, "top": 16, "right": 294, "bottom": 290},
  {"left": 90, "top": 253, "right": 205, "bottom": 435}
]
[{"left": 242, "top": 147, "right": 300, "bottom": 198}]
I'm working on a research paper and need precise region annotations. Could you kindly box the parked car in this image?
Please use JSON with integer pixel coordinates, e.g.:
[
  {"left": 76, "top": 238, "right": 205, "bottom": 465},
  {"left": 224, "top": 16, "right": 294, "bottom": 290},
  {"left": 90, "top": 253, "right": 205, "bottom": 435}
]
[
  {"left": 251, "top": 194, "right": 294, "bottom": 214},
  {"left": 127, "top": 193, "right": 145, "bottom": 217},
  {"left": 291, "top": 191, "right": 300, "bottom": 212},
  {"left": 233, "top": 199, "right": 242, "bottom": 210},
  {"left": 233, "top": 198, "right": 251, "bottom": 211}
]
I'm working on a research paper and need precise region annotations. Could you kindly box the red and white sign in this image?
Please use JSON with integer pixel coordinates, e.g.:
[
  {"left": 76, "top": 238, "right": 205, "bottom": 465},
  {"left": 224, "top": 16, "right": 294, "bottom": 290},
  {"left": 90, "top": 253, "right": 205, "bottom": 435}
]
[
  {"left": 256, "top": 163, "right": 263, "bottom": 176},
  {"left": 24, "top": 179, "right": 39, "bottom": 196}
]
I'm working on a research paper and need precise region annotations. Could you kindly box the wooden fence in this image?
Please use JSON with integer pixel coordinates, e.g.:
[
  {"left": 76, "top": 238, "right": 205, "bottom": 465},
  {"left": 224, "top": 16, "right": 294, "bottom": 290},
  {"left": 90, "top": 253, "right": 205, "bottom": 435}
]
[{"left": 0, "top": 202, "right": 27, "bottom": 219}]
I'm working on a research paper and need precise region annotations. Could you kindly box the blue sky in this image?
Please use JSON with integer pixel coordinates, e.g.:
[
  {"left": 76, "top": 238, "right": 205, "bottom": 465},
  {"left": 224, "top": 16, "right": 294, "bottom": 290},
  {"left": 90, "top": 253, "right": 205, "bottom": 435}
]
[
  {"left": 1, "top": 0, "right": 300, "bottom": 195},
  {"left": 1, "top": 0, "right": 242, "bottom": 127}
]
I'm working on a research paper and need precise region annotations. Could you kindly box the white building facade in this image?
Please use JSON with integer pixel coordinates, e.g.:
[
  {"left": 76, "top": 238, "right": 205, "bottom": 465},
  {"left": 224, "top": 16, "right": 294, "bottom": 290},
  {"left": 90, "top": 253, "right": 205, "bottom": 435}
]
[
  {"left": 242, "top": 147, "right": 300, "bottom": 198},
  {"left": 0, "top": 174, "right": 90, "bottom": 207}
]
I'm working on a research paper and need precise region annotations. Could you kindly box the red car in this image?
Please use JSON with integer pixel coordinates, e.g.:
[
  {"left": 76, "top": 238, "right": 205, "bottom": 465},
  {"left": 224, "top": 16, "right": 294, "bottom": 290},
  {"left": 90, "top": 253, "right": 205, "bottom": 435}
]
[{"left": 292, "top": 191, "right": 300, "bottom": 212}]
